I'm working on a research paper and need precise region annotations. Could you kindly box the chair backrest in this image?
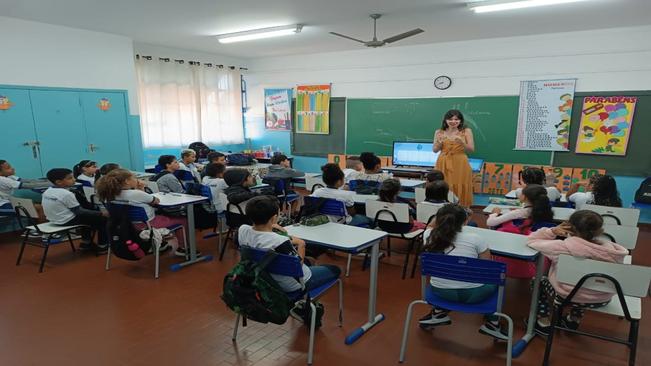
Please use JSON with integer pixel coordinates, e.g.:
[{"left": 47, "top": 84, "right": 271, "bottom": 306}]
[
  {"left": 414, "top": 187, "right": 426, "bottom": 204},
  {"left": 225, "top": 199, "right": 251, "bottom": 228},
  {"left": 240, "top": 246, "right": 303, "bottom": 277},
  {"left": 365, "top": 200, "right": 410, "bottom": 223},
  {"left": 599, "top": 223, "right": 639, "bottom": 250},
  {"left": 174, "top": 169, "right": 196, "bottom": 187},
  {"left": 144, "top": 181, "right": 159, "bottom": 193},
  {"left": 9, "top": 196, "right": 38, "bottom": 219},
  {"left": 305, "top": 175, "right": 324, "bottom": 193},
  {"left": 556, "top": 255, "right": 651, "bottom": 298},
  {"left": 420, "top": 252, "right": 507, "bottom": 286},
  {"left": 108, "top": 201, "right": 150, "bottom": 223},
  {"left": 153, "top": 164, "right": 164, "bottom": 173},
  {"left": 583, "top": 204, "right": 640, "bottom": 227},
  {"left": 416, "top": 202, "right": 444, "bottom": 225},
  {"left": 303, "top": 196, "right": 347, "bottom": 218}
]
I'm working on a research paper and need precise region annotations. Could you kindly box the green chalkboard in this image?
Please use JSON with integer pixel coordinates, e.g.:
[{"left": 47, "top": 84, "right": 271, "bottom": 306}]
[
  {"left": 291, "top": 97, "right": 346, "bottom": 157},
  {"left": 346, "top": 97, "right": 551, "bottom": 165}
]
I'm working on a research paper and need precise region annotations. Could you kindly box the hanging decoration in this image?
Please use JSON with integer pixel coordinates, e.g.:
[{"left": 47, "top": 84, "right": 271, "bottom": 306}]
[
  {"left": 98, "top": 97, "right": 111, "bottom": 111},
  {"left": 0, "top": 95, "right": 14, "bottom": 110},
  {"left": 296, "top": 84, "right": 331, "bottom": 134},
  {"left": 264, "top": 88, "right": 292, "bottom": 131},
  {"left": 575, "top": 96, "right": 637, "bottom": 156}
]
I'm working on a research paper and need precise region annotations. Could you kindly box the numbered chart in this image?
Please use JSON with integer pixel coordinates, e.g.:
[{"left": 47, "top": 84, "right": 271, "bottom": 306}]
[
  {"left": 482, "top": 163, "right": 514, "bottom": 195},
  {"left": 473, "top": 171, "right": 483, "bottom": 193},
  {"left": 550, "top": 167, "right": 574, "bottom": 192},
  {"left": 327, "top": 154, "right": 347, "bottom": 170},
  {"left": 571, "top": 167, "right": 606, "bottom": 186}
]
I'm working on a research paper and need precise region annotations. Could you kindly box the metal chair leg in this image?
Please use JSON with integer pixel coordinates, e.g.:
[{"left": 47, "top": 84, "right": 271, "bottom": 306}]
[
  {"left": 105, "top": 244, "right": 112, "bottom": 270},
  {"left": 67, "top": 231, "right": 76, "bottom": 252},
  {"left": 39, "top": 241, "right": 51, "bottom": 273},
  {"left": 386, "top": 236, "right": 391, "bottom": 257},
  {"left": 307, "top": 302, "right": 317, "bottom": 365},
  {"left": 337, "top": 279, "right": 344, "bottom": 327},
  {"left": 345, "top": 254, "right": 352, "bottom": 277},
  {"left": 410, "top": 241, "right": 421, "bottom": 278},
  {"left": 16, "top": 236, "right": 27, "bottom": 266},
  {"left": 494, "top": 312, "right": 514, "bottom": 366},
  {"left": 402, "top": 239, "right": 415, "bottom": 280},
  {"left": 154, "top": 242, "right": 160, "bottom": 279},
  {"left": 219, "top": 229, "right": 232, "bottom": 261},
  {"left": 399, "top": 300, "right": 427, "bottom": 363},
  {"left": 232, "top": 314, "right": 241, "bottom": 341},
  {"left": 542, "top": 303, "right": 563, "bottom": 366},
  {"left": 629, "top": 319, "right": 639, "bottom": 366}
]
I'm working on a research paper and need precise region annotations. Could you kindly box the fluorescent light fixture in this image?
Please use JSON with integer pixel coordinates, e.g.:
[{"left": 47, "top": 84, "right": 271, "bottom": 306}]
[
  {"left": 469, "top": 0, "right": 587, "bottom": 13},
  {"left": 217, "top": 24, "right": 303, "bottom": 44}
]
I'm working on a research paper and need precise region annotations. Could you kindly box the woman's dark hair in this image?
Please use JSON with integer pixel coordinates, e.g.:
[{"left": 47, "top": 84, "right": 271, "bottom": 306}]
[
  {"left": 73, "top": 160, "right": 96, "bottom": 178},
  {"left": 591, "top": 174, "right": 622, "bottom": 207},
  {"left": 521, "top": 167, "right": 545, "bottom": 185},
  {"left": 423, "top": 204, "right": 468, "bottom": 253},
  {"left": 441, "top": 109, "right": 465, "bottom": 130},
  {"left": 204, "top": 163, "right": 226, "bottom": 178},
  {"left": 426, "top": 169, "right": 445, "bottom": 183},
  {"left": 321, "top": 163, "right": 344, "bottom": 187},
  {"left": 568, "top": 210, "right": 604, "bottom": 241},
  {"left": 522, "top": 184, "right": 553, "bottom": 225},
  {"left": 359, "top": 152, "right": 381, "bottom": 171},
  {"left": 425, "top": 180, "right": 449, "bottom": 202},
  {"left": 378, "top": 178, "right": 401, "bottom": 203}
]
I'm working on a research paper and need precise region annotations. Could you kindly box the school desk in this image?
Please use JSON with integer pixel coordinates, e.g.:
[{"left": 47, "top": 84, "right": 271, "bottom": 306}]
[
  {"left": 483, "top": 204, "right": 575, "bottom": 221},
  {"left": 285, "top": 222, "right": 388, "bottom": 345}
]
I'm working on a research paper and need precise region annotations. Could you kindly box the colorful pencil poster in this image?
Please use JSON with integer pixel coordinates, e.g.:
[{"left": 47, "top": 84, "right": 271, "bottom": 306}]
[
  {"left": 264, "top": 88, "right": 292, "bottom": 131},
  {"left": 575, "top": 96, "right": 637, "bottom": 156},
  {"left": 482, "top": 163, "right": 513, "bottom": 195},
  {"left": 296, "top": 84, "right": 331, "bottom": 134},
  {"left": 515, "top": 79, "right": 576, "bottom": 151}
]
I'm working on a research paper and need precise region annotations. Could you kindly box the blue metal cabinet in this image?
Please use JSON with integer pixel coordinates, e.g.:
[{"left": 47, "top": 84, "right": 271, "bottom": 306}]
[
  {"left": 0, "top": 88, "right": 43, "bottom": 178},
  {"left": 79, "top": 92, "right": 132, "bottom": 168},
  {"left": 29, "top": 90, "right": 88, "bottom": 173}
]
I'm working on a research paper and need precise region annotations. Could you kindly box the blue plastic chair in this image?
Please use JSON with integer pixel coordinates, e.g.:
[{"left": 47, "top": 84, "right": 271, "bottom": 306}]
[
  {"left": 173, "top": 169, "right": 196, "bottom": 190},
  {"left": 105, "top": 201, "right": 186, "bottom": 278},
  {"left": 232, "top": 246, "right": 343, "bottom": 366},
  {"left": 185, "top": 182, "right": 227, "bottom": 248},
  {"left": 266, "top": 178, "right": 300, "bottom": 212},
  {"left": 399, "top": 253, "right": 514, "bottom": 366},
  {"left": 303, "top": 196, "right": 347, "bottom": 223},
  {"left": 153, "top": 164, "right": 164, "bottom": 173}
]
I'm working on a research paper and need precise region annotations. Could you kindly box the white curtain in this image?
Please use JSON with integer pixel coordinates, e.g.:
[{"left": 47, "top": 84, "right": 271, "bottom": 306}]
[{"left": 135, "top": 58, "right": 243, "bottom": 148}]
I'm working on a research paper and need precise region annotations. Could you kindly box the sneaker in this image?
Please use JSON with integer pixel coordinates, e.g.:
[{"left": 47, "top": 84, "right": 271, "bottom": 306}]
[
  {"left": 479, "top": 321, "right": 510, "bottom": 341},
  {"left": 79, "top": 241, "right": 94, "bottom": 251},
  {"left": 289, "top": 300, "right": 307, "bottom": 323},
  {"left": 560, "top": 315, "right": 580, "bottom": 331},
  {"left": 525, "top": 318, "right": 551, "bottom": 337},
  {"left": 418, "top": 309, "right": 451, "bottom": 329},
  {"left": 94, "top": 243, "right": 108, "bottom": 254},
  {"left": 42, "top": 233, "right": 62, "bottom": 243},
  {"left": 27, "top": 229, "right": 41, "bottom": 239},
  {"left": 158, "top": 241, "right": 171, "bottom": 253},
  {"left": 174, "top": 247, "right": 202, "bottom": 257}
]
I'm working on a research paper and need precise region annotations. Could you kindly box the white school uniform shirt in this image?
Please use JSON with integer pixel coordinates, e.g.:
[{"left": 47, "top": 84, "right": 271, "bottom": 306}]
[
  {"left": 0, "top": 175, "right": 21, "bottom": 206},
  {"left": 116, "top": 189, "right": 157, "bottom": 221},
  {"left": 310, "top": 187, "right": 355, "bottom": 223},
  {"left": 568, "top": 191, "right": 594, "bottom": 210},
  {"left": 448, "top": 191, "right": 460, "bottom": 204},
  {"left": 486, "top": 207, "right": 532, "bottom": 227},
  {"left": 237, "top": 225, "right": 311, "bottom": 292},
  {"left": 513, "top": 186, "right": 562, "bottom": 202},
  {"left": 350, "top": 171, "right": 392, "bottom": 183},
  {"left": 178, "top": 161, "right": 201, "bottom": 182},
  {"left": 343, "top": 168, "right": 358, "bottom": 183},
  {"left": 202, "top": 176, "right": 228, "bottom": 212},
  {"left": 42, "top": 187, "right": 79, "bottom": 224},
  {"left": 423, "top": 227, "right": 489, "bottom": 289},
  {"left": 76, "top": 174, "right": 95, "bottom": 187}
]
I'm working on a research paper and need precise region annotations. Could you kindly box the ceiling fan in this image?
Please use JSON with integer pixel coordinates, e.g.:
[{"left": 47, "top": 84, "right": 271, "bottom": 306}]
[{"left": 329, "top": 14, "right": 424, "bottom": 48}]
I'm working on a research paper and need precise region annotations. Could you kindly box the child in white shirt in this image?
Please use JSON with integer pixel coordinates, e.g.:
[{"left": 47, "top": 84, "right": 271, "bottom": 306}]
[
  {"left": 351, "top": 152, "right": 392, "bottom": 183},
  {"left": 508, "top": 167, "right": 561, "bottom": 202},
  {"left": 425, "top": 169, "right": 459, "bottom": 204},
  {"left": 201, "top": 163, "right": 228, "bottom": 212},
  {"left": 343, "top": 155, "right": 363, "bottom": 184},
  {"left": 179, "top": 149, "right": 202, "bottom": 182},
  {"left": 73, "top": 160, "right": 98, "bottom": 187},
  {"left": 486, "top": 184, "right": 553, "bottom": 233},
  {"left": 567, "top": 174, "right": 622, "bottom": 209}
]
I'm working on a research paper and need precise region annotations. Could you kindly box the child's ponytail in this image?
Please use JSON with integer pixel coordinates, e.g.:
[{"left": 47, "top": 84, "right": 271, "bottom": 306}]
[{"left": 423, "top": 204, "right": 468, "bottom": 253}]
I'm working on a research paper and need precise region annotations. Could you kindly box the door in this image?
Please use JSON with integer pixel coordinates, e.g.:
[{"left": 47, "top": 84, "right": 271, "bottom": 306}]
[
  {"left": 0, "top": 88, "right": 43, "bottom": 178},
  {"left": 79, "top": 92, "right": 132, "bottom": 169},
  {"left": 30, "top": 90, "right": 87, "bottom": 172}
]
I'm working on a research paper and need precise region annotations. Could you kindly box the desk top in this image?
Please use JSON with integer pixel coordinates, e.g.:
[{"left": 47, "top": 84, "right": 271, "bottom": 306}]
[
  {"left": 251, "top": 183, "right": 270, "bottom": 190},
  {"left": 353, "top": 194, "right": 379, "bottom": 204},
  {"left": 152, "top": 192, "right": 207, "bottom": 207},
  {"left": 399, "top": 178, "right": 426, "bottom": 188},
  {"left": 483, "top": 204, "right": 575, "bottom": 221},
  {"left": 286, "top": 223, "right": 387, "bottom": 253},
  {"left": 462, "top": 226, "right": 538, "bottom": 259},
  {"left": 505, "top": 190, "right": 567, "bottom": 202}
]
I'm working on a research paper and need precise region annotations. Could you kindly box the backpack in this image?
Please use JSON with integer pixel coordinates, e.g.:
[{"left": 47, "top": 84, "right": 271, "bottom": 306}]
[
  {"left": 188, "top": 141, "right": 212, "bottom": 159},
  {"left": 351, "top": 180, "right": 380, "bottom": 195},
  {"left": 221, "top": 249, "right": 294, "bottom": 325},
  {"left": 228, "top": 153, "right": 255, "bottom": 166},
  {"left": 184, "top": 183, "right": 219, "bottom": 230},
  {"left": 107, "top": 204, "right": 153, "bottom": 261},
  {"left": 634, "top": 177, "right": 651, "bottom": 204}
]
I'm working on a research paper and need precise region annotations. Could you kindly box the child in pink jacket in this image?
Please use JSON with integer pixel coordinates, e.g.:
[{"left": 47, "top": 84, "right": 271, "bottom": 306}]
[{"left": 527, "top": 210, "right": 628, "bottom": 336}]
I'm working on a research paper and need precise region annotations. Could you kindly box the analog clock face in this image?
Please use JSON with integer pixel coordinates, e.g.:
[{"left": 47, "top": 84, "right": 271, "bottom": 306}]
[{"left": 434, "top": 76, "right": 452, "bottom": 90}]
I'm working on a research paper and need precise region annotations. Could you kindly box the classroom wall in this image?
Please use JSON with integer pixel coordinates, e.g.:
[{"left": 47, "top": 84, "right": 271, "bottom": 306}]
[{"left": 0, "top": 16, "right": 139, "bottom": 114}]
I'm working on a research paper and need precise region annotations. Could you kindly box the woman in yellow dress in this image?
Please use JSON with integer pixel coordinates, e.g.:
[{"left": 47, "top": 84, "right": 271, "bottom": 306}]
[{"left": 433, "top": 110, "right": 475, "bottom": 206}]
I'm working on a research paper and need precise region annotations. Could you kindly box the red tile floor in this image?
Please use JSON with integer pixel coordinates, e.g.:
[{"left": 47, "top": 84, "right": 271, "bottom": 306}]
[{"left": 0, "top": 211, "right": 649, "bottom": 366}]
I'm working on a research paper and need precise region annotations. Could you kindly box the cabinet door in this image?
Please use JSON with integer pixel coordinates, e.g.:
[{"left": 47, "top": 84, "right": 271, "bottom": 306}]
[
  {"left": 79, "top": 92, "right": 132, "bottom": 169},
  {"left": 0, "top": 88, "right": 43, "bottom": 178},
  {"left": 30, "top": 90, "right": 87, "bottom": 172}
]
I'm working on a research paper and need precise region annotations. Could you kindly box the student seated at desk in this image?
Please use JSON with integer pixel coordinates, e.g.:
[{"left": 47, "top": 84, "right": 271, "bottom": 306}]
[
  {"left": 425, "top": 169, "right": 459, "bottom": 204},
  {"left": 419, "top": 204, "right": 507, "bottom": 340},
  {"left": 151, "top": 155, "right": 184, "bottom": 194},
  {"left": 567, "top": 174, "right": 622, "bottom": 210},
  {"left": 310, "top": 163, "right": 373, "bottom": 227},
  {"left": 486, "top": 185, "right": 553, "bottom": 234},
  {"left": 527, "top": 210, "right": 628, "bottom": 335},
  {"left": 207, "top": 151, "right": 227, "bottom": 165},
  {"left": 73, "top": 160, "right": 98, "bottom": 187},
  {"left": 238, "top": 196, "right": 341, "bottom": 293},
  {"left": 95, "top": 163, "right": 120, "bottom": 181},
  {"left": 423, "top": 180, "right": 451, "bottom": 205},
  {"left": 178, "top": 149, "right": 202, "bottom": 182},
  {"left": 224, "top": 169, "right": 272, "bottom": 205},
  {"left": 343, "top": 155, "right": 363, "bottom": 183},
  {"left": 0, "top": 159, "right": 45, "bottom": 218},
  {"left": 42, "top": 168, "right": 109, "bottom": 253},
  {"left": 509, "top": 167, "right": 561, "bottom": 202},
  {"left": 378, "top": 178, "right": 425, "bottom": 231},
  {"left": 96, "top": 169, "right": 191, "bottom": 256},
  {"left": 350, "top": 152, "right": 392, "bottom": 183},
  {"left": 264, "top": 154, "right": 304, "bottom": 214},
  {"left": 202, "top": 163, "right": 228, "bottom": 212}
]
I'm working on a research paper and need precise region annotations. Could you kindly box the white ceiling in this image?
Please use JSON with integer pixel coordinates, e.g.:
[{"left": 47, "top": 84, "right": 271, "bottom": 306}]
[{"left": 2, "top": 0, "right": 651, "bottom": 59}]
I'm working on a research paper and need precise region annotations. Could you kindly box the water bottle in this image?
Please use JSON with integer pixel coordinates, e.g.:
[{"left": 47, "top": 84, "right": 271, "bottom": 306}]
[{"left": 126, "top": 240, "right": 145, "bottom": 259}]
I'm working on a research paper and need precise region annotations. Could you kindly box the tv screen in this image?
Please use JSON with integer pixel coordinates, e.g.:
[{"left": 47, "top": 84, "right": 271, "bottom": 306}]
[{"left": 392, "top": 141, "right": 439, "bottom": 167}]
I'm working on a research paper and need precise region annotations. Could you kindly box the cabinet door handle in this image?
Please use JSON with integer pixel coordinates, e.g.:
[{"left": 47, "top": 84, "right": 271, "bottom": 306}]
[
  {"left": 31, "top": 145, "right": 38, "bottom": 159},
  {"left": 89, "top": 144, "right": 96, "bottom": 153}
]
